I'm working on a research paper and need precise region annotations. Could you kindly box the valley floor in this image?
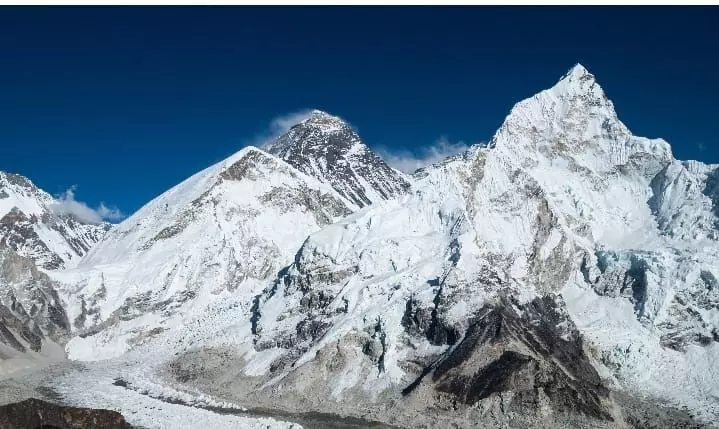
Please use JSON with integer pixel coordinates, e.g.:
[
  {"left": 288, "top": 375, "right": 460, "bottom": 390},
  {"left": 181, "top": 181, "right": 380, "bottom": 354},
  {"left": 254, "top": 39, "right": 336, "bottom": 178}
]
[
  {"left": 1, "top": 356, "right": 710, "bottom": 429},
  {"left": 0, "top": 360, "right": 303, "bottom": 429},
  {"left": 0, "top": 358, "right": 405, "bottom": 429}
]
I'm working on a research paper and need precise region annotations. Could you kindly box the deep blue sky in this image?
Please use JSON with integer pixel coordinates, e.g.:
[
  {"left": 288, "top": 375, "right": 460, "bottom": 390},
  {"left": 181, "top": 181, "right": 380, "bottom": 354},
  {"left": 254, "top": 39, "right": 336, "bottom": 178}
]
[{"left": 1, "top": 7, "right": 717, "bottom": 218}]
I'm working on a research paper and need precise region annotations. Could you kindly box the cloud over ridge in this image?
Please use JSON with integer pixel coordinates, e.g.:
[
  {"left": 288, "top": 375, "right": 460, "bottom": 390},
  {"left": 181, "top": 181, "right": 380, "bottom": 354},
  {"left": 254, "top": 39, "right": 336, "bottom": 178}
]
[
  {"left": 375, "top": 137, "right": 476, "bottom": 173},
  {"left": 50, "top": 187, "right": 125, "bottom": 224}
]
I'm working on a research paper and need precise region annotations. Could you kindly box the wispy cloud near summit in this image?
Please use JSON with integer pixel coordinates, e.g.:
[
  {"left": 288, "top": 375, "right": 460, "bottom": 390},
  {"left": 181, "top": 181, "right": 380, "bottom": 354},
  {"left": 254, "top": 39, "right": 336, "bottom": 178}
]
[
  {"left": 250, "top": 110, "right": 314, "bottom": 149},
  {"left": 375, "top": 137, "right": 475, "bottom": 173}
]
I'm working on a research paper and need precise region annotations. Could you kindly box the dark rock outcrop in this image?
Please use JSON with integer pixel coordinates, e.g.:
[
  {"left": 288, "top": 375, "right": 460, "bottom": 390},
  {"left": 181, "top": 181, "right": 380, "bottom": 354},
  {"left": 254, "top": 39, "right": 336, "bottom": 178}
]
[
  {"left": 0, "top": 398, "right": 130, "bottom": 429},
  {"left": 0, "top": 244, "right": 70, "bottom": 354},
  {"left": 403, "top": 294, "right": 613, "bottom": 421}
]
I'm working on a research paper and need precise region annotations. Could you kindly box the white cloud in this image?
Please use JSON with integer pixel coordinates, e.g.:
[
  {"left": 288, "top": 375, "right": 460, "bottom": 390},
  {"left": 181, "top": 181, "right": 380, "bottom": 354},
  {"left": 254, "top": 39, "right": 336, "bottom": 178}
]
[
  {"left": 96, "top": 202, "right": 126, "bottom": 222},
  {"left": 268, "top": 110, "right": 315, "bottom": 136},
  {"left": 252, "top": 109, "right": 315, "bottom": 149},
  {"left": 375, "top": 137, "right": 475, "bottom": 173},
  {"left": 50, "top": 187, "right": 125, "bottom": 224},
  {"left": 248, "top": 112, "right": 472, "bottom": 174}
]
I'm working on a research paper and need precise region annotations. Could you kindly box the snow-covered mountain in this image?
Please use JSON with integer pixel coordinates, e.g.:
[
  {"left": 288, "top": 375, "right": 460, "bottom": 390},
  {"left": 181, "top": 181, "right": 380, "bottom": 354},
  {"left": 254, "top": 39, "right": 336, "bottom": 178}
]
[
  {"left": 0, "top": 172, "right": 108, "bottom": 270},
  {"left": 55, "top": 145, "right": 356, "bottom": 359},
  {"left": 243, "top": 64, "right": 719, "bottom": 426},
  {"left": 2, "top": 64, "right": 718, "bottom": 429}
]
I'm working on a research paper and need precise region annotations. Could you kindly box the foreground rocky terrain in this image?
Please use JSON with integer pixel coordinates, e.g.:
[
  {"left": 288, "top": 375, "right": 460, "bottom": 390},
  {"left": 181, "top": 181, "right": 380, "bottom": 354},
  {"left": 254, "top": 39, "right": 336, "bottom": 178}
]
[{"left": 1, "top": 64, "right": 718, "bottom": 428}]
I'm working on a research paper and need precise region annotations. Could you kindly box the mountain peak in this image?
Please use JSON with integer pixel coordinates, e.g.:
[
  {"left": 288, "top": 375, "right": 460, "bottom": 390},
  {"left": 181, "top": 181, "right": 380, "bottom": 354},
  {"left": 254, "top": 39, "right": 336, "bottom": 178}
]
[
  {"left": 560, "top": 63, "right": 592, "bottom": 82},
  {"left": 265, "top": 110, "right": 354, "bottom": 157},
  {"left": 551, "top": 63, "right": 603, "bottom": 100},
  {"left": 308, "top": 109, "right": 334, "bottom": 118},
  {"left": 297, "top": 109, "right": 350, "bottom": 134},
  {"left": 488, "top": 63, "right": 674, "bottom": 173},
  {"left": 493, "top": 63, "right": 612, "bottom": 140},
  {"left": 0, "top": 170, "right": 39, "bottom": 195},
  {"left": 265, "top": 111, "right": 410, "bottom": 208}
]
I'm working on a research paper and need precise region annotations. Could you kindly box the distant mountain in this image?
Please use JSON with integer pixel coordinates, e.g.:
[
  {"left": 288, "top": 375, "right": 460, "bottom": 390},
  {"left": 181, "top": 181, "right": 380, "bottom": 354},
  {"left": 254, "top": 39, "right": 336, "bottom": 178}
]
[
  {"left": 1, "top": 64, "right": 718, "bottom": 429},
  {"left": 0, "top": 172, "right": 108, "bottom": 270}
]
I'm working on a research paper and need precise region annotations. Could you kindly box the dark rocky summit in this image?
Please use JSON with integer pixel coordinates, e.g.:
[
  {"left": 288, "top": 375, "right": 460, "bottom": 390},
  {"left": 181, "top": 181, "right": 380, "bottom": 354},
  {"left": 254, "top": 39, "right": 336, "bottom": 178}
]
[{"left": 266, "top": 110, "right": 411, "bottom": 208}]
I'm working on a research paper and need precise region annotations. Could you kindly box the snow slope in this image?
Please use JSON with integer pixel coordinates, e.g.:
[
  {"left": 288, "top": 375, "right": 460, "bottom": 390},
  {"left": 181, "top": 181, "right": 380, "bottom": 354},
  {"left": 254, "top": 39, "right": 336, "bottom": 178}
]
[{"left": 55, "top": 146, "right": 355, "bottom": 360}]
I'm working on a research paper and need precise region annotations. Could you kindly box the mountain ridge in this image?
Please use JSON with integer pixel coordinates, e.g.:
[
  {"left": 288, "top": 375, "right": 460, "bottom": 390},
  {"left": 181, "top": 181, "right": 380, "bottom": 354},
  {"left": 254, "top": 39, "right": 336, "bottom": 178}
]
[{"left": 1, "top": 63, "right": 718, "bottom": 429}]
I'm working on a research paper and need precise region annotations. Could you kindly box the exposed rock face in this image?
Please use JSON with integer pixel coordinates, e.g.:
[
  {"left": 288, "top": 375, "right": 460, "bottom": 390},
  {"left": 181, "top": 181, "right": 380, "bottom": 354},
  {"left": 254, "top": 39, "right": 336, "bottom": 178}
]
[
  {"left": 266, "top": 110, "right": 411, "bottom": 208},
  {"left": 0, "top": 398, "right": 130, "bottom": 429},
  {"left": 403, "top": 295, "right": 612, "bottom": 422},
  {"left": 656, "top": 270, "right": 719, "bottom": 351},
  {"left": 0, "top": 244, "right": 69, "bottom": 355}
]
